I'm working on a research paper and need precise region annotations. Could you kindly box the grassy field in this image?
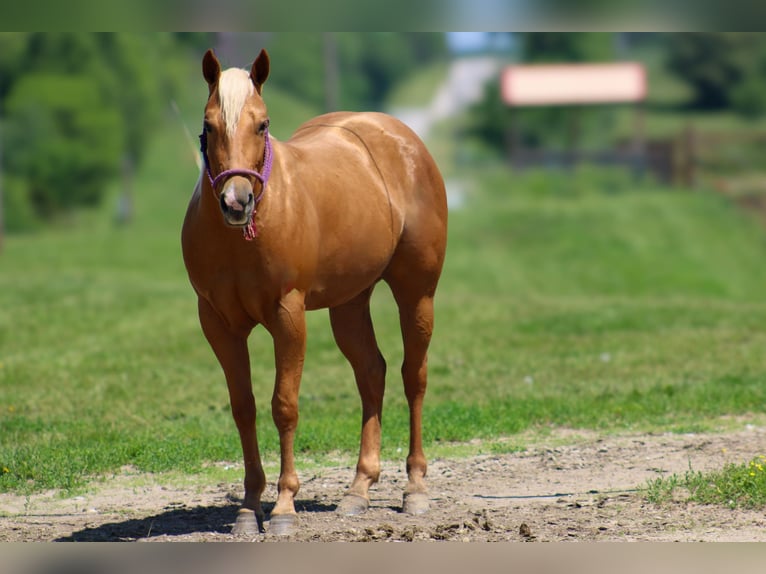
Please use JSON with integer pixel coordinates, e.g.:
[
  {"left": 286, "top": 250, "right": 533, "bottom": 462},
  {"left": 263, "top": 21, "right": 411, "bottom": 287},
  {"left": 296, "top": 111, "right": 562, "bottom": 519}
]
[{"left": 2, "top": 76, "right": 766, "bottom": 495}]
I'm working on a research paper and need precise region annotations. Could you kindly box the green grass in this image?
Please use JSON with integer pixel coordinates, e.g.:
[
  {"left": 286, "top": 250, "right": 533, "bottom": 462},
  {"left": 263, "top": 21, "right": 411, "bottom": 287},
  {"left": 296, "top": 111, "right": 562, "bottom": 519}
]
[
  {"left": 386, "top": 60, "right": 449, "bottom": 108},
  {"left": 3, "top": 79, "right": 766, "bottom": 495},
  {"left": 646, "top": 455, "right": 766, "bottom": 509}
]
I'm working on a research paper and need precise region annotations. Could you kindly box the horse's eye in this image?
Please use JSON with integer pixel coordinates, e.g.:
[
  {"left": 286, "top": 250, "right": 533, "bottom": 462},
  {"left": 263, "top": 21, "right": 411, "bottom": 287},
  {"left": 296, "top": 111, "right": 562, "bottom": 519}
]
[
  {"left": 258, "top": 119, "right": 270, "bottom": 135},
  {"left": 204, "top": 120, "right": 213, "bottom": 133}
]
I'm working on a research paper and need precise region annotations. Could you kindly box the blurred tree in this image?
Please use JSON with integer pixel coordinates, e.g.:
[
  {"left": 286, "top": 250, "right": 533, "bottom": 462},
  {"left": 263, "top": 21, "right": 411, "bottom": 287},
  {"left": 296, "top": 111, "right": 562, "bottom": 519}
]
[
  {"left": 4, "top": 73, "right": 122, "bottom": 216},
  {"left": 665, "top": 33, "right": 766, "bottom": 116},
  {"left": 338, "top": 32, "right": 447, "bottom": 110},
  {"left": 266, "top": 34, "right": 326, "bottom": 110},
  {"left": 521, "top": 32, "right": 614, "bottom": 63},
  {"left": 174, "top": 32, "right": 216, "bottom": 52},
  {"left": 0, "top": 32, "right": 447, "bottom": 232},
  {"left": 265, "top": 33, "right": 447, "bottom": 111},
  {"left": 97, "top": 34, "right": 174, "bottom": 223},
  {"left": 0, "top": 33, "right": 184, "bottom": 228},
  {"left": 0, "top": 33, "right": 27, "bottom": 107},
  {"left": 97, "top": 35, "right": 168, "bottom": 168}
]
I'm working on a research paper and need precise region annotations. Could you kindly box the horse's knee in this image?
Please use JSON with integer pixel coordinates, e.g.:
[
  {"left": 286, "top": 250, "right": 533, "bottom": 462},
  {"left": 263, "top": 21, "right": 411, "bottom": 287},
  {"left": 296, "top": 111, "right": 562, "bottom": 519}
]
[
  {"left": 357, "top": 352, "right": 386, "bottom": 402},
  {"left": 231, "top": 396, "right": 256, "bottom": 430}
]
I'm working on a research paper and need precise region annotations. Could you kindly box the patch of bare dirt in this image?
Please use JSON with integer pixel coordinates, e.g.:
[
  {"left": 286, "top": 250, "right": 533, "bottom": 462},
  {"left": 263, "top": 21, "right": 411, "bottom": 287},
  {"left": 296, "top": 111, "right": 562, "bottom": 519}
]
[{"left": 2, "top": 422, "right": 765, "bottom": 542}]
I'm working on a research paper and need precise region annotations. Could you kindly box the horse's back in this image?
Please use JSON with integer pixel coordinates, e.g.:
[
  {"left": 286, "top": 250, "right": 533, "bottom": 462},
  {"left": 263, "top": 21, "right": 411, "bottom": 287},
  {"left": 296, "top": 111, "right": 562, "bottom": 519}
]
[
  {"left": 280, "top": 111, "right": 447, "bottom": 306},
  {"left": 301, "top": 112, "right": 448, "bottom": 287},
  {"left": 287, "top": 111, "right": 447, "bottom": 226}
]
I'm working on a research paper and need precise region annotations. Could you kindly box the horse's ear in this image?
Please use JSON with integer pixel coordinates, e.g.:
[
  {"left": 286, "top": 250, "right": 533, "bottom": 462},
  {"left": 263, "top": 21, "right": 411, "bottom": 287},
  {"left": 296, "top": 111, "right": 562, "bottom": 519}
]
[
  {"left": 202, "top": 49, "right": 221, "bottom": 91},
  {"left": 250, "top": 49, "right": 270, "bottom": 95}
]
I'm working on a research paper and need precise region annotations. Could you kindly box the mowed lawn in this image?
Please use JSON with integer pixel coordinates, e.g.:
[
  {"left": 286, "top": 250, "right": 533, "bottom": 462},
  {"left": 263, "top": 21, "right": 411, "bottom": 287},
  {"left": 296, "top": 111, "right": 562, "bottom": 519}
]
[{"left": 2, "top": 112, "right": 766, "bottom": 494}]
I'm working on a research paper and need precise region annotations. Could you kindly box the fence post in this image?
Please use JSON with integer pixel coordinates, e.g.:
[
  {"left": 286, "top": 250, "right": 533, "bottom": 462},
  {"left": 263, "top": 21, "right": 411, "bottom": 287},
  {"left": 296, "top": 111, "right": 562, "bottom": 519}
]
[
  {"left": 683, "top": 124, "right": 696, "bottom": 188},
  {"left": 631, "top": 102, "right": 646, "bottom": 178}
]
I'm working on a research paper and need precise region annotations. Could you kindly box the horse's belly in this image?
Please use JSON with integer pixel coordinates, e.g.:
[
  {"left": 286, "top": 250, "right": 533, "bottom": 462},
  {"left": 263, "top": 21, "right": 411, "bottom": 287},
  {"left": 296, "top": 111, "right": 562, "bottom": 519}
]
[
  {"left": 301, "top": 195, "right": 396, "bottom": 309},
  {"left": 303, "top": 243, "right": 391, "bottom": 310}
]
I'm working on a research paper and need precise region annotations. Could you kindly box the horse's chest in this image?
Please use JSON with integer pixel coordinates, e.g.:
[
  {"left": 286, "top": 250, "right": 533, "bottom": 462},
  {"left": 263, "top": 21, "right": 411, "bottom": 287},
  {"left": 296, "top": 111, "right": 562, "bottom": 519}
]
[{"left": 187, "top": 259, "right": 266, "bottom": 332}]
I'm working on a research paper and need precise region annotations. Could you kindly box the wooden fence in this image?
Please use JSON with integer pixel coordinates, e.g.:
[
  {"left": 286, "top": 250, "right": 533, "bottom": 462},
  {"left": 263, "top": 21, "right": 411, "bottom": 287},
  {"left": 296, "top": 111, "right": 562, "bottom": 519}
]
[{"left": 509, "top": 126, "right": 766, "bottom": 192}]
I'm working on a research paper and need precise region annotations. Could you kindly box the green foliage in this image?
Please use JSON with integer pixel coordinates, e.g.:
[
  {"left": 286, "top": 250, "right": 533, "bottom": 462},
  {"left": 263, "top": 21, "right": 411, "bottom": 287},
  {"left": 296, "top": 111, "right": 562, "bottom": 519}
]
[
  {"left": 646, "top": 456, "right": 766, "bottom": 509},
  {"left": 665, "top": 33, "right": 766, "bottom": 116},
  {"left": 0, "top": 33, "right": 184, "bottom": 227},
  {"left": 96, "top": 34, "right": 174, "bottom": 163},
  {"left": 386, "top": 60, "right": 449, "bottom": 108},
  {"left": 4, "top": 73, "right": 123, "bottom": 215},
  {"left": 467, "top": 78, "right": 509, "bottom": 152},
  {"left": 520, "top": 32, "right": 615, "bottom": 63},
  {"left": 265, "top": 32, "right": 447, "bottom": 111},
  {"left": 730, "top": 74, "right": 766, "bottom": 119},
  {"left": 266, "top": 34, "right": 326, "bottom": 110},
  {"left": 0, "top": 33, "right": 446, "bottom": 232},
  {"left": 0, "top": 33, "right": 27, "bottom": 105}
]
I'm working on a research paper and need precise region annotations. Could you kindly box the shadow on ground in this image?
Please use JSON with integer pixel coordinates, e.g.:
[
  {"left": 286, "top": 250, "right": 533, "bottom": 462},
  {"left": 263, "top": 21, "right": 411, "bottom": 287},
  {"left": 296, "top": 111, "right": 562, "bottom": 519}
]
[{"left": 54, "top": 500, "right": 336, "bottom": 541}]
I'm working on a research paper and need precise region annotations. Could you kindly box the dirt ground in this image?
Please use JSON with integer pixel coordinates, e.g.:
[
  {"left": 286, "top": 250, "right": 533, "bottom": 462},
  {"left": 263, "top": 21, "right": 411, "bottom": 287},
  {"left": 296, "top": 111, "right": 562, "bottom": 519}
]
[{"left": 2, "top": 420, "right": 765, "bottom": 543}]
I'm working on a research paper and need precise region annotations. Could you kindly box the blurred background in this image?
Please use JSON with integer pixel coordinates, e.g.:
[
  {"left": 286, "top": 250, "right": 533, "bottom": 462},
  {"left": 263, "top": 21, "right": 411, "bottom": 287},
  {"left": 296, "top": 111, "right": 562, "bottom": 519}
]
[
  {"left": 3, "top": 33, "right": 766, "bottom": 498},
  {"left": 3, "top": 32, "right": 766, "bottom": 238}
]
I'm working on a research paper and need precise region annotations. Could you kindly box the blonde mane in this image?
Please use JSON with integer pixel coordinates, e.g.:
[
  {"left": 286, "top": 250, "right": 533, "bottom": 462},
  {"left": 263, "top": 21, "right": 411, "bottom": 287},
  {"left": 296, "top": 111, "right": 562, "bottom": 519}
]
[{"left": 218, "top": 68, "right": 253, "bottom": 138}]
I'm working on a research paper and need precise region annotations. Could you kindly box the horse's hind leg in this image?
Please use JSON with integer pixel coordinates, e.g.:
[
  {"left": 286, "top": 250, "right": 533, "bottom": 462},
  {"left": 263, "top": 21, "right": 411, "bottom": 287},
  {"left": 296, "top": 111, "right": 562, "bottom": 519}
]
[
  {"left": 329, "top": 287, "right": 387, "bottom": 516},
  {"left": 384, "top": 235, "right": 444, "bottom": 515},
  {"left": 391, "top": 290, "right": 435, "bottom": 515}
]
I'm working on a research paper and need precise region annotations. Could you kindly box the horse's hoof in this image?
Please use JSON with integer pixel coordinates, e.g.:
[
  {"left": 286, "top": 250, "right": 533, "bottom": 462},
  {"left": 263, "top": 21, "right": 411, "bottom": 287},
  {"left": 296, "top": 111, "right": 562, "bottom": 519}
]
[
  {"left": 232, "top": 508, "right": 265, "bottom": 535},
  {"left": 335, "top": 493, "right": 370, "bottom": 516},
  {"left": 402, "top": 492, "right": 430, "bottom": 515},
  {"left": 268, "top": 513, "right": 298, "bottom": 536}
]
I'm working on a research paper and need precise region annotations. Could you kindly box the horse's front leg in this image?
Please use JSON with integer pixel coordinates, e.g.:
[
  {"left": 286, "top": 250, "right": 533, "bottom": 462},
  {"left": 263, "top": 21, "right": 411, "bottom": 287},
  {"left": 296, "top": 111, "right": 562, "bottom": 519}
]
[
  {"left": 198, "top": 298, "right": 266, "bottom": 535},
  {"left": 265, "top": 289, "right": 307, "bottom": 535}
]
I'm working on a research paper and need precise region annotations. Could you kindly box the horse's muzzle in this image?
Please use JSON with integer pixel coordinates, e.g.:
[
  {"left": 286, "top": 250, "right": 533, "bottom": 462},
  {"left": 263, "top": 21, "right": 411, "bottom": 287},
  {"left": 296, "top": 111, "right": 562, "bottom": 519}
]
[{"left": 219, "top": 176, "right": 255, "bottom": 227}]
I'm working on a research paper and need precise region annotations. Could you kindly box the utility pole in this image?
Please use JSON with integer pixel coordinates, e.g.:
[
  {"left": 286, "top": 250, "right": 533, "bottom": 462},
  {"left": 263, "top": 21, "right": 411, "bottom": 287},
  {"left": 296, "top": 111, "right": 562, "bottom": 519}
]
[
  {"left": 323, "top": 33, "right": 339, "bottom": 112},
  {"left": 0, "top": 120, "right": 4, "bottom": 253}
]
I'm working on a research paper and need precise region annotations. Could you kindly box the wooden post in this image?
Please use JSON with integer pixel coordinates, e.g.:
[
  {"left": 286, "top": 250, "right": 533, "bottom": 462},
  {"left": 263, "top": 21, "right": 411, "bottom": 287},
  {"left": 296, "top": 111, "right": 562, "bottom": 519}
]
[
  {"left": 116, "top": 153, "right": 134, "bottom": 225},
  {"left": 633, "top": 102, "right": 645, "bottom": 176},
  {"left": 0, "top": 120, "right": 4, "bottom": 253},
  {"left": 683, "top": 124, "right": 695, "bottom": 188},
  {"left": 567, "top": 107, "right": 581, "bottom": 169},
  {"left": 508, "top": 109, "right": 522, "bottom": 169},
  {"left": 323, "top": 33, "right": 339, "bottom": 113}
]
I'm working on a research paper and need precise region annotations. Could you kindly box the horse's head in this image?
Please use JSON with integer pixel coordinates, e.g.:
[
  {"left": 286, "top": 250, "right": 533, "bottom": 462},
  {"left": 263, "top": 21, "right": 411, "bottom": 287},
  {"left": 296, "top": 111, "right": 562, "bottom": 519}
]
[{"left": 201, "top": 49, "right": 272, "bottom": 231}]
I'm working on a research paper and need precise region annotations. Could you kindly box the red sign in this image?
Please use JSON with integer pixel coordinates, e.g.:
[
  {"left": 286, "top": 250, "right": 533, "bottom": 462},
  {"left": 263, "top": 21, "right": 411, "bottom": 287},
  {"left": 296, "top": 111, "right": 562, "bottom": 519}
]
[{"left": 501, "top": 62, "right": 647, "bottom": 106}]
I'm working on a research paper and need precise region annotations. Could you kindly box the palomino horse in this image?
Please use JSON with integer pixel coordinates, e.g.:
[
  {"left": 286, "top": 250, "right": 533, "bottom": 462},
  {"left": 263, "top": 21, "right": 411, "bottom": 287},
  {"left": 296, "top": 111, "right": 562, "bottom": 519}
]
[{"left": 181, "top": 48, "right": 447, "bottom": 535}]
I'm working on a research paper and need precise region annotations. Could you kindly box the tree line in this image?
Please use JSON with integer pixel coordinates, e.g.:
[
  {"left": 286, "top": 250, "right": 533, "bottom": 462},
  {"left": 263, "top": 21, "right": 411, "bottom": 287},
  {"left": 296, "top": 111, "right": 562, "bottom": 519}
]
[
  {"left": 469, "top": 33, "right": 766, "bottom": 155},
  {"left": 0, "top": 33, "right": 199, "bottom": 232},
  {"left": 0, "top": 32, "right": 447, "bottom": 235}
]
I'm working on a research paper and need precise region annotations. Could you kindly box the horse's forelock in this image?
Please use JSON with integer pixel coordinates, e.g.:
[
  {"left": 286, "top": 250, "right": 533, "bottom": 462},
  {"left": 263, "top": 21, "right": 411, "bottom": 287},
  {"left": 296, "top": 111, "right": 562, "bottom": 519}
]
[{"left": 218, "top": 68, "right": 254, "bottom": 138}]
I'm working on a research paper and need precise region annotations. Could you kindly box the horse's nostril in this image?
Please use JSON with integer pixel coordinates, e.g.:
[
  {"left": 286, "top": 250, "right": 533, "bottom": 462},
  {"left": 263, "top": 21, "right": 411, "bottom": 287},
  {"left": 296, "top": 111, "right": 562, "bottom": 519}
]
[{"left": 248, "top": 192, "right": 254, "bottom": 204}]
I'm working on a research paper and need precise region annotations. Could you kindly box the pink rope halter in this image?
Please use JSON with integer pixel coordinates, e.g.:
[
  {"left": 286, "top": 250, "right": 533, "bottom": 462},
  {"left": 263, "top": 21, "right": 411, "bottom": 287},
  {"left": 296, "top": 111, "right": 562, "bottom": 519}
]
[{"left": 200, "top": 127, "right": 274, "bottom": 241}]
